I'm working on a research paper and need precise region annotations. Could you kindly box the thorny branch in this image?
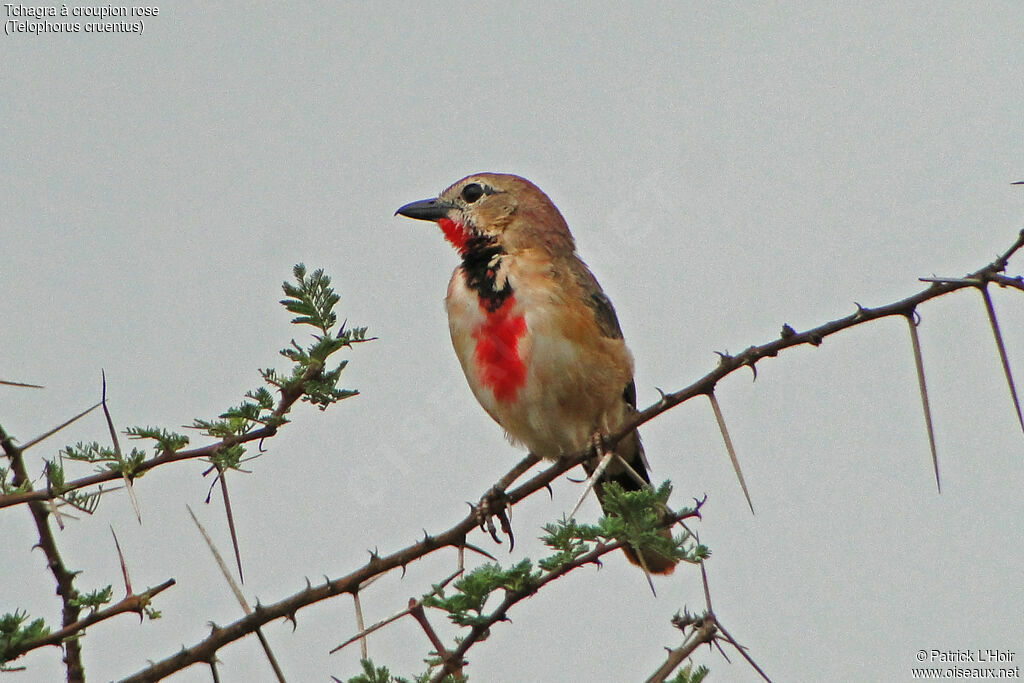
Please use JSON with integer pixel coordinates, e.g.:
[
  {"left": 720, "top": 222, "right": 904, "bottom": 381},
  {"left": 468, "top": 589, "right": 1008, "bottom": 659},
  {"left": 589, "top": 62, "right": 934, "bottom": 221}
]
[
  {"left": 2, "top": 580, "right": 176, "bottom": 663},
  {"left": 1, "top": 423, "right": 88, "bottom": 681},
  {"left": 1, "top": 265, "right": 368, "bottom": 681},
  {"left": 6, "top": 231, "right": 1023, "bottom": 681},
  {"left": 330, "top": 570, "right": 463, "bottom": 655},
  {"left": 119, "top": 446, "right": 641, "bottom": 681},
  {"left": 1, "top": 421, "right": 174, "bottom": 673},
  {"left": 610, "top": 228, "right": 1024, "bottom": 489},
  {"left": 0, "top": 363, "right": 324, "bottom": 512},
  {"left": 123, "top": 229, "right": 1023, "bottom": 681},
  {"left": 429, "top": 504, "right": 705, "bottom": 683},
  {"left": 646, "top": 611, "right": 717, "bottom": 683},
  {"left": 646, "top": 558, "right": 773, "bottom": 682},
  {"left": 187, "top": 505, "right": 287, "bottom": 682}
]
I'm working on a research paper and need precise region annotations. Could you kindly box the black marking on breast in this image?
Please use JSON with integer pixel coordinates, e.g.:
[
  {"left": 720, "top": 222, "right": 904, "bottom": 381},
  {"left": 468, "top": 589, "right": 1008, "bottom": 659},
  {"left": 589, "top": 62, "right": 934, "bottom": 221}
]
[{"left": 460, "top": 235, "right": 511, "bottom": 312}]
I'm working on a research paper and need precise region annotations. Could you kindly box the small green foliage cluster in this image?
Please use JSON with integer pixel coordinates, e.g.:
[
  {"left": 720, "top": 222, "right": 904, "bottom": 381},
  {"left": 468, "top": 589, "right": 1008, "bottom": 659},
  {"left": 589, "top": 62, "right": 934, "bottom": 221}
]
[
  {"left": 189, "top": 388, "right": 276, "bottom": 470},
  {"left": 47, "top": 427, "right": 191, "bottom": 488},
  {"left": 264, "top": 264, "right": 368, "bottom": 410},
  {"left": 542, "top": 482, "right": 708, "bottom": 571},
  {"left": 608, "top": 482, "right": 707, "bottom": 563},
  {"left": 39, "top": 457, "right": 103, "bottom": 512},
  {"left": 56, "top": 441, "right": 148, "bottom": 479},
  {"left": 0, "top": 466, "right": 30, "bottom": 495},
  {"left": 669, "top": 663, "right": 711, "bottom": 683},
  {"left": 125, "top": 426, "right": 190, "bottom": 452},
  {"left": 423, "top": 559, "right": 540, "bottom": 630},
  {"left": 356, "top": 485, "right": 710, "bottom": 682},
  {"left": 192, "top": 264, "right": 366, "bottom": 470},
  {"left": 68, "top": 586, "right": 113, "bottom": 611},
  {"left": 537, "top": 516, "right": 603, "bottom": 570},
  {"left": 0, "top": 588, "right": 115, "bottom": 665},
  {"left": 191, "top": 388, "right": 277, "bottom": 443},
  {"left": 420, "top": 484, "right": 706, "bottom": 641},
  {"left": 0, "top": 610, "right": 49, "bottom": 666},
  {"left": 342, "top": 658, "right": 465, "bottom": 683},
  {"left": 42, "top": 264, "right": 366, "bottom": 490}
]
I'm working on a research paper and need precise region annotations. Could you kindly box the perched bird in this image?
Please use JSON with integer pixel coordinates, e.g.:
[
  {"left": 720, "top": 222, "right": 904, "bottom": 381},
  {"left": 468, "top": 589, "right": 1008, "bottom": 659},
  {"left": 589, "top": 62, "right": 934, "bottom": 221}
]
[{"left": 397, "top": 173, "right": 676, "bottom": 574}]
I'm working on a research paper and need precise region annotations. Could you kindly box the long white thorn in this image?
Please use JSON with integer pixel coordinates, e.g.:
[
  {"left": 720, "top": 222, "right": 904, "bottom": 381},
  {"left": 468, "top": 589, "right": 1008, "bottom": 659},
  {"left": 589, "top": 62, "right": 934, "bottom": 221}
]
[
  {"left": 906, "top": 313, "right": 940, "bottom": 492},
  {"left": 708, "top": 392, "right": 754, "bottom": 514},
  {"left": 568, "top": 450, "right": 614, "bottom": 520}
]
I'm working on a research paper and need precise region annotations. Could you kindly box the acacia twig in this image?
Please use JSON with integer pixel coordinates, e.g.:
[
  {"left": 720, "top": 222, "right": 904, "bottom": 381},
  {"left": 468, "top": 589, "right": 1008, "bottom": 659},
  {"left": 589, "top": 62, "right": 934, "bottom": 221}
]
[
  {"left": 430, "top": 503, "right": 706, "bottom": 683},
  {"left": 610, "top": 229, "right": 1024, "bottom": 475},
  {"left": 645, "top": 615, "right": 717, "bottom": 683},
  {"left": 0, "top": 423, "right": 86, "bottom": 681},
  {"left": 647, "top": 556, "right": 773, "bottom": 682},
  {"left": 3, "top": 580, "right": 176, "bottom": 662},
  {"left": 330, "top": 569, "right": 462, "bottom": 655},
  {"left": 0, "top": 364, "right": 323, "bottom": 511}
]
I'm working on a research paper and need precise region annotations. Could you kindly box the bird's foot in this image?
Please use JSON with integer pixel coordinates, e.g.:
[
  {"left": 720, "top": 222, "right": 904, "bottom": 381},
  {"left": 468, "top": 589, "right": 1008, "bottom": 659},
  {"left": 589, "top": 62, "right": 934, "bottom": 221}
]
[{"left": 474, "top": 485, "right": 515, "bottom": 551}]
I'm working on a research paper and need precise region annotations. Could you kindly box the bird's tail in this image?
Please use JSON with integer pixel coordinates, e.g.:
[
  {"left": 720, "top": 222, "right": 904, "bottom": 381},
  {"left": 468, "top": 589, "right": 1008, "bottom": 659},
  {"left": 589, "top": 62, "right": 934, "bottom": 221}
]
[{"left": 588, "top": 430, "right": 678, "bottom": 575}]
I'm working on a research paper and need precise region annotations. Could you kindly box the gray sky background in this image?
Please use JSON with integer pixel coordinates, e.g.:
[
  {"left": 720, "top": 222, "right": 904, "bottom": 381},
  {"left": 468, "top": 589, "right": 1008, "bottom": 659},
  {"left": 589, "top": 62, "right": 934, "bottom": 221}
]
[{"left": 3, "top": 3, "right": 1022, "bottom": 681}]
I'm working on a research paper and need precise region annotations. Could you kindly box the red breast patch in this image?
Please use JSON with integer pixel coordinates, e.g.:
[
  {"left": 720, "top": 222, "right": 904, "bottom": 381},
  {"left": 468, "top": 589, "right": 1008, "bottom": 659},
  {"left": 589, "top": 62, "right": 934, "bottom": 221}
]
[{"left": 472, "top": 296, "right": 527, "bottom": 402}]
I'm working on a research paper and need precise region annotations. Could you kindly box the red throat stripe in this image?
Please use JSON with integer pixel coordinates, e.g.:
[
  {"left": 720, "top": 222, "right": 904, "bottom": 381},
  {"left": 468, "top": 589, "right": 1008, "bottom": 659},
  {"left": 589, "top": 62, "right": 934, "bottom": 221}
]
[
  {"left": 472, "top": 297, "right": 527, "bottom": 403},
  {"left": 438, "top": 218, "right": 469, "bottom": 253}
]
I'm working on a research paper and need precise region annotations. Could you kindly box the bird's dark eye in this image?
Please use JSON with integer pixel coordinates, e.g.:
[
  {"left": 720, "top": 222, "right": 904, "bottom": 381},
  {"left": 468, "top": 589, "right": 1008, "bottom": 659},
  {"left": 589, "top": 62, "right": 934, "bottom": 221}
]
[{"left": 461, "top": 183, "right": 485, "bottom": 203}]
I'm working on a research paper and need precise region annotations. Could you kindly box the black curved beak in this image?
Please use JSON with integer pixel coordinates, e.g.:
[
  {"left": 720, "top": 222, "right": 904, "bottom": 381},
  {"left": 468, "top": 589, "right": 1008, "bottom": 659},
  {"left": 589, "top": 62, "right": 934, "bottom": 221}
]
[{"left": 395, "top": 197, "right": 453, "bottom": 222}]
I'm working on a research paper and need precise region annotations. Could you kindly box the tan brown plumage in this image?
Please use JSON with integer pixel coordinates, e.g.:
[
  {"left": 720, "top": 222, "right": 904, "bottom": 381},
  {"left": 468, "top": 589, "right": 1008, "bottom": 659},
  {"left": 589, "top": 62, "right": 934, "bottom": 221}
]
[{"left": 398, "top": 173, "right": 676, "bottom": 574}]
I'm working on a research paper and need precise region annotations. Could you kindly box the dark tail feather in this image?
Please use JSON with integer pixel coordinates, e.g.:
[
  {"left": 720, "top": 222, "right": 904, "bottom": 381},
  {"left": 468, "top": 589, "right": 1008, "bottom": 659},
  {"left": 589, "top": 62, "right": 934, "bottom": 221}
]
[{"left": 589, "top": 430, "right": 677, "bottom": 575}]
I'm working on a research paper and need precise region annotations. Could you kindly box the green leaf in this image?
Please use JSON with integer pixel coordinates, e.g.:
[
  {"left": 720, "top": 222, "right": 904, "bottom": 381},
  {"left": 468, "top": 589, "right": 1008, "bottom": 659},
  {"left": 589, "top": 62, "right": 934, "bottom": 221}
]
[
  {"left": 591, "top": 481, "right": 707, "bottom": 565},
  {"left": 69, "top": 586, "right": 113, "bottom": 610},
  {"left": 61, "top": 488, "right": 104, "bottom": 514},
  {"left": 423, "top": 560, "right": 540, "bottom": 628},
  {"left": 125, "top": 426, "right": 190, "bottom": 452},
  {"left": 105, "top": 448, "right": 148, "bottom": 477},
  {"left": 538, "top": 517, "right": 602, "bottom": 570},
  {"left": 668, "top": 663, "right": 711, "bottom": 683},
  {"left": 343, "top": 658, "right": 412, "bottom": 683},
  {"left": 280, "top": 264, "right": 340, "bottom": 334},
  {"left": 61, "top": 441, "right": 115, "bottom": 463},
  {"left": 0, "top": 610, "right": 50, "bottom": 664},
  {"left": 45, "top": 460, "right": 66, "bottom": 493},
  {"left": 208, "top": 444, "right": 247, "bottom": 471}
]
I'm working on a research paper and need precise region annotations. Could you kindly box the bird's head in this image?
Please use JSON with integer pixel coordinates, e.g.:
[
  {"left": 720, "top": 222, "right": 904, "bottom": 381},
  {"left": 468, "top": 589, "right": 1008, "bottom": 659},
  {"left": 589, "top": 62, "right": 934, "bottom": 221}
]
[{"left": 396, "top": 173, "right": 574, "bottom": 256}]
